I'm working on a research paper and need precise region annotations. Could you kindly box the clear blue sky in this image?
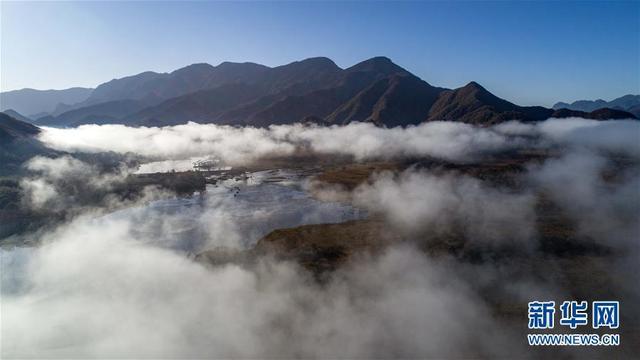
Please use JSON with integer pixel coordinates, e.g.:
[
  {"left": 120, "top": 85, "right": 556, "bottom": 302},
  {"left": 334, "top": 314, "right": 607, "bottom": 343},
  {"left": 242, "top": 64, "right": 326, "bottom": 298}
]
[{"left": 1, "top": 1, "right": 638, "bottom": 106}]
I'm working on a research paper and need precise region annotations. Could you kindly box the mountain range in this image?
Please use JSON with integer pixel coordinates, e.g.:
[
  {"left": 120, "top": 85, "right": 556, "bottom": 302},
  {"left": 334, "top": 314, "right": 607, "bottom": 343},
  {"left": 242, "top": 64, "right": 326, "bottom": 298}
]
[
  {"left": 0, "top": 87, "right": 93, "bottom": 118},
  {"left": 2, "top": 57, "right": 636, "bottom": 128},
  {"left": 553, "top": 95, "right": 640, "bottom": 118}
]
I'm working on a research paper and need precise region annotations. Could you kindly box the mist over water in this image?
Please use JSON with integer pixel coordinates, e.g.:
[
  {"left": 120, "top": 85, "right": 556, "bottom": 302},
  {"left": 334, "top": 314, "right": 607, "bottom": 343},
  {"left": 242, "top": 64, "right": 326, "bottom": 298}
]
[
  {"left": 2, "top": 118, "right": 639, "bottom": 358},
  {"left": 101, "top": 170, "right": 365, "bottom": 252}
]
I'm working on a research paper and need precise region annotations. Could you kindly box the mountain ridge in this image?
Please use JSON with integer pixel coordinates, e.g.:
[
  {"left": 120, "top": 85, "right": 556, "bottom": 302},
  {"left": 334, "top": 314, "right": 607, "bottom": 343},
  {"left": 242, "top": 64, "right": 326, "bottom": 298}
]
[
  {"left": 0, "top": 113, "right": 57, "bottom": 176},
  {"left": 0, "top": 87, "right": 93, "bottom": 117},
  {"left": 426, "top": 81, "right": 554, "bottom": 124},
  {"left": 12, "top": 57, "right": 638, "bottom": 128},
  {"left": 553, "top": 94, "right": 640, "bottom": 117}
]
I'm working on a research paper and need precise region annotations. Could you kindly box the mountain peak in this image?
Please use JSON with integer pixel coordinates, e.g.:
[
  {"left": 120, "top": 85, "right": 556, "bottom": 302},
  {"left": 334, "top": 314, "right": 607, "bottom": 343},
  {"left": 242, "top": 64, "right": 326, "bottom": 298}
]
[
  {"left": 217, "top": 61, "right": 269, "bottom": 70},
  {"left": 346, "top": 56, "right": 408, "bottom": 76},
  {"left": 457, "top": 82, "right": 495, "bottom": 101},
  {"left": 170, "top": 63, "right": 215, "bottom": 75},
  {"left": 463, "top": 81, "right": 486, "bottom": 91},
  {"left": 2, "top": 109, "right": 33, "bottom": 124},
  {"left": 300, "top": 56, "right": 338, "bottom": 66},
  {"left": 271, "top": 57, "right": 342, "bottom": 78},
  {"left": 367, "top": 56, "right": 393, "bottom": 63},
  {"left": 279, "top": 57, "right": 341, "bottom": 72},
  {"left": 427, "top": 80, "right": 554, "bottom": 124}
]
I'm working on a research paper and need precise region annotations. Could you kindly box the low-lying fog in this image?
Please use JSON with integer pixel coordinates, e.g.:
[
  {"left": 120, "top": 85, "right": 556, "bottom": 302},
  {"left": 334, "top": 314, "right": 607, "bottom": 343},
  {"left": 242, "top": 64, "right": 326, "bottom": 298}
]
[
  {"left": 2, "top": 118, "right": 639, "bottom": 358},
  {"left": 102, "top": 169, "right": 364, "bottom": 251}
]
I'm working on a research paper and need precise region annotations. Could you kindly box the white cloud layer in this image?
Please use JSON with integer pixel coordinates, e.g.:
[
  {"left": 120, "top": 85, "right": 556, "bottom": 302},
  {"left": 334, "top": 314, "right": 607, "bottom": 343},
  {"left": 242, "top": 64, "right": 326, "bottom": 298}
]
[
  {"left": 353, "top": 170, "right": 537, "bottom": 248},
  {"left": 38, "top": 119, "right": 640, "bottom": 165},
  {"left": 2, "top": 214, "right": 525, "bottom": 358},
  {"left": 2, "top": 117, "right": 639, "bottom": 358}
]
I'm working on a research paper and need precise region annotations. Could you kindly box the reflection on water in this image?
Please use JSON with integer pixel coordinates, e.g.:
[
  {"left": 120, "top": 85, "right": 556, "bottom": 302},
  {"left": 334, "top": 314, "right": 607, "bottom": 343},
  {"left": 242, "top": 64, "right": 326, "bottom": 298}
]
[
  {"left": 135, "top": 157, "right": 231, "bottom": 174},
  {"left": 105, "top": 169, "right": 365, "bottom": 252}
]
